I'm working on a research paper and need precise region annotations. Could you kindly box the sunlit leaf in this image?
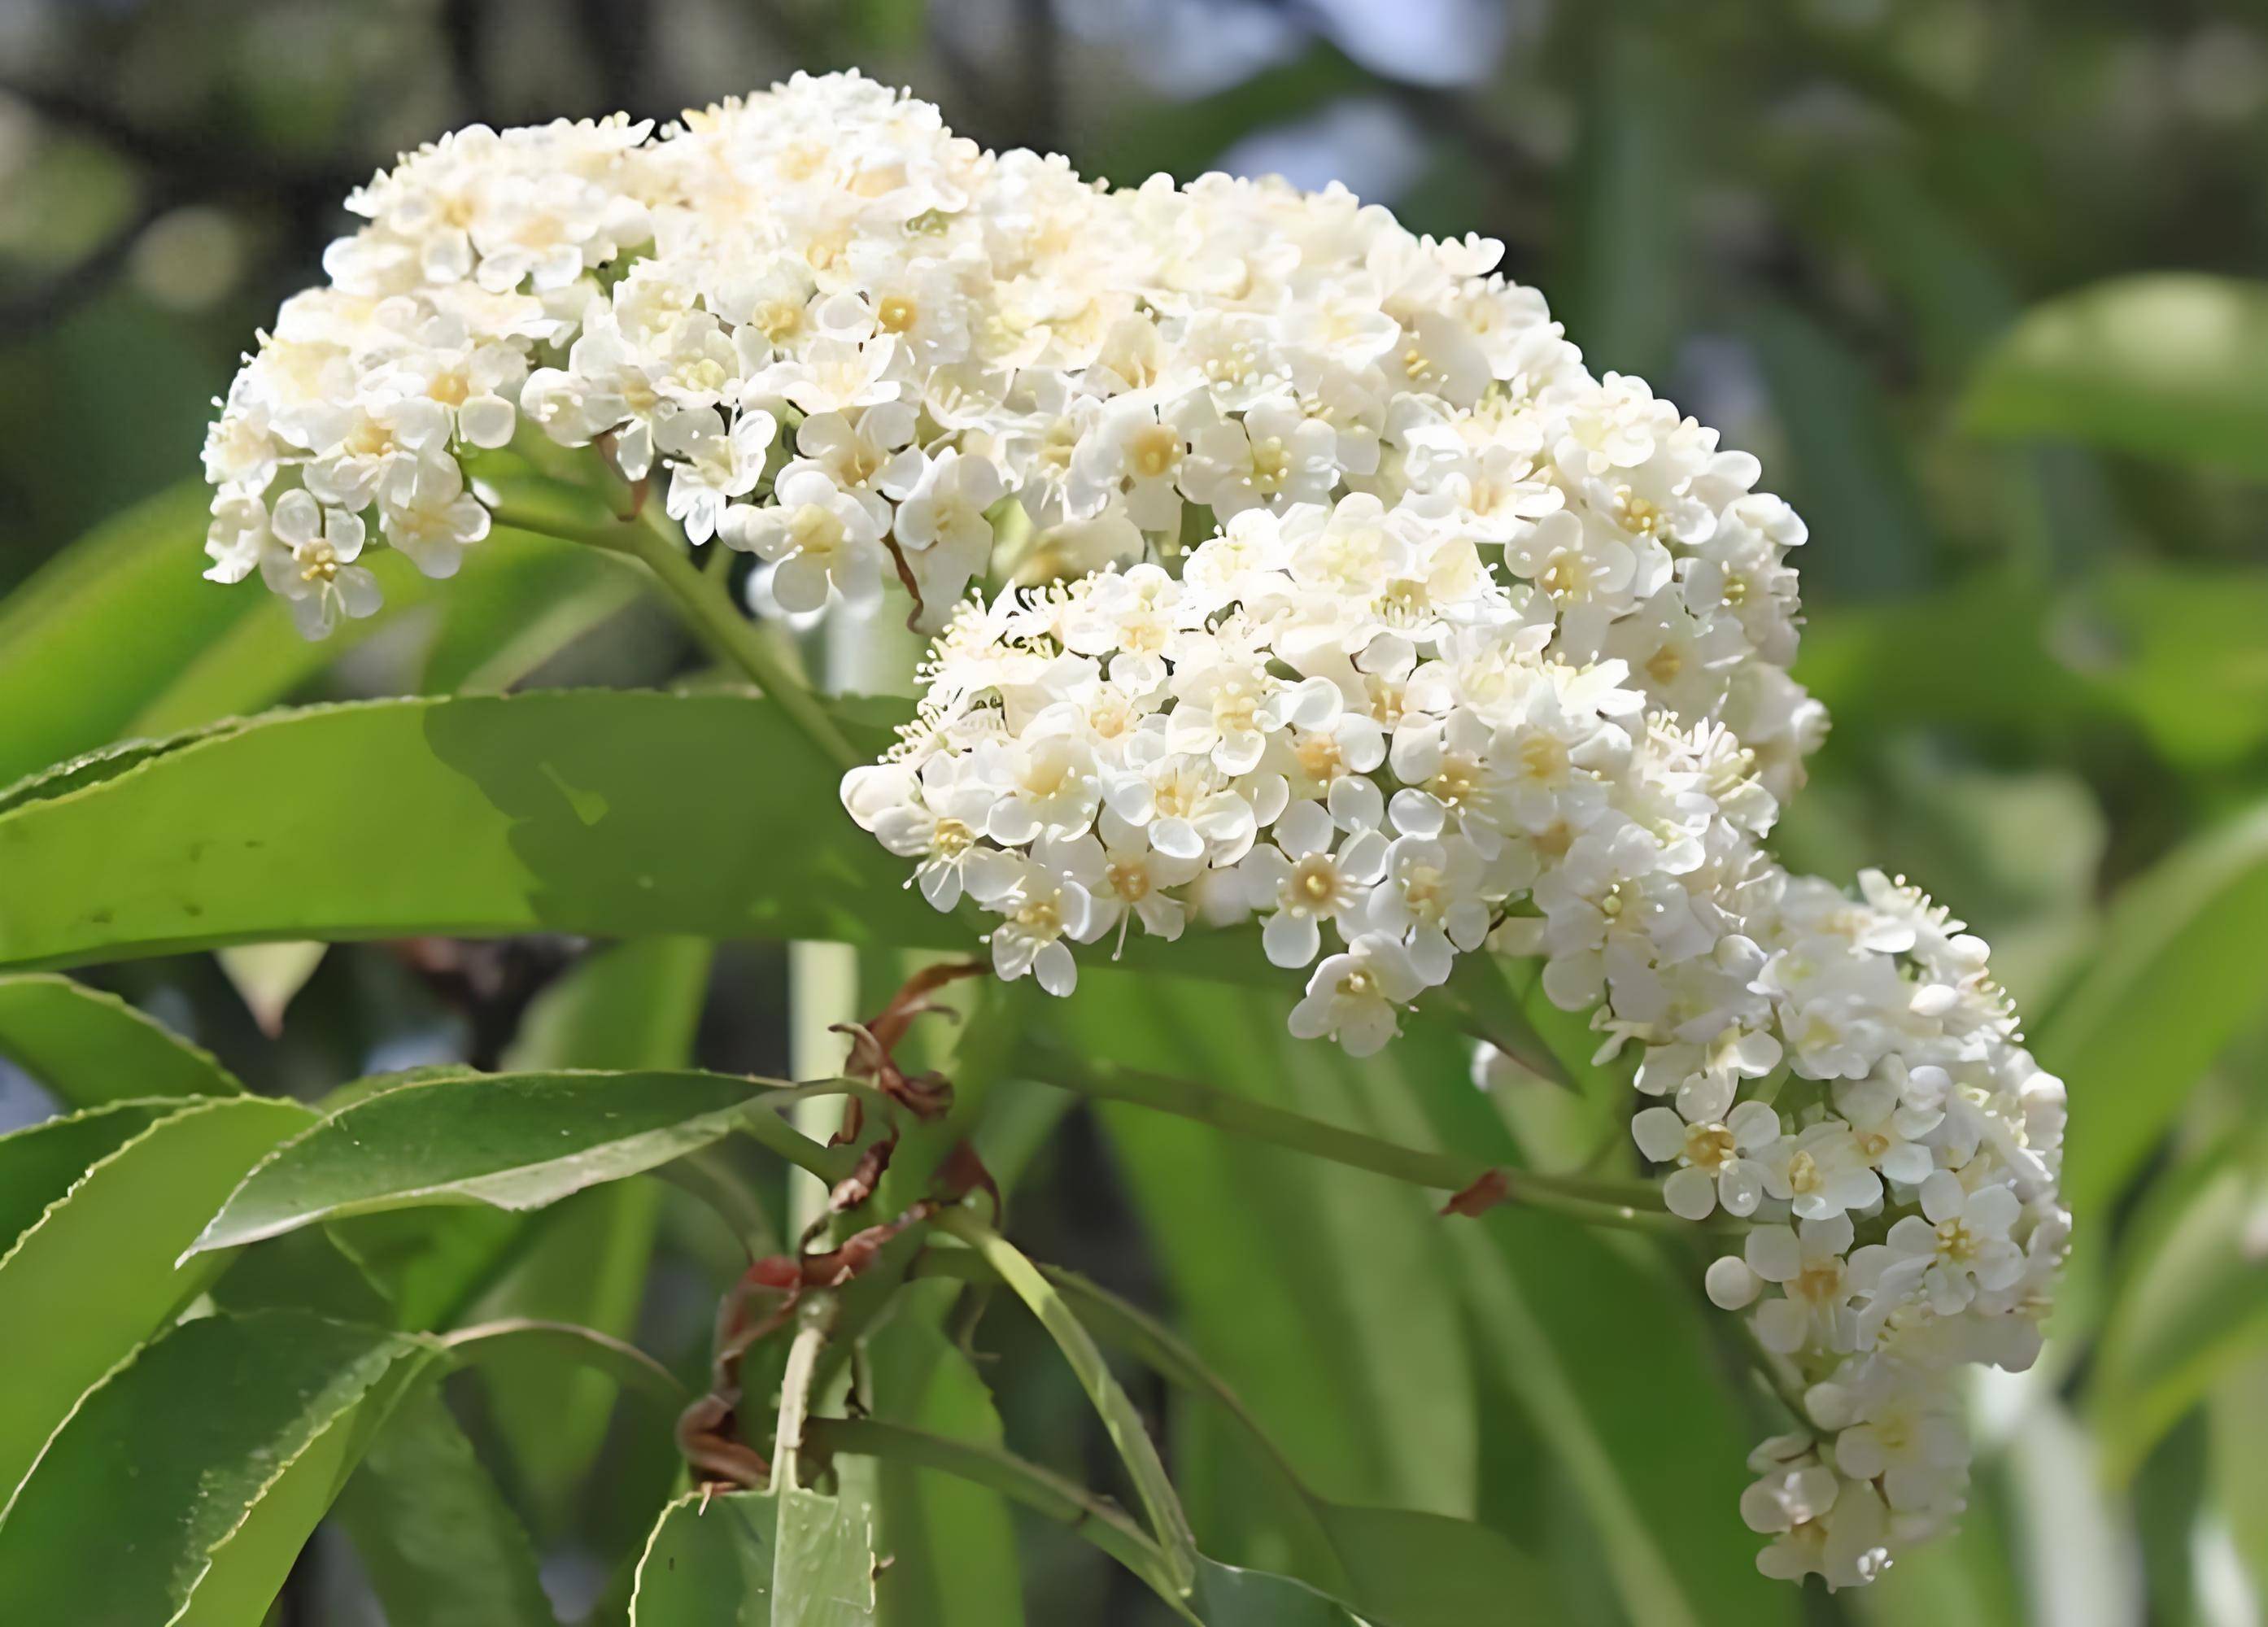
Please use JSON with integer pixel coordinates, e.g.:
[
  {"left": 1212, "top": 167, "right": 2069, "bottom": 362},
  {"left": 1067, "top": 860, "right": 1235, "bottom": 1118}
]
[
  {"left": 633, "top": 1490, "right": 779, "bottom": 1625},
  {"left": 0, "top": 483, "right": 279, "bottom": 787},
  {"left": 0, "top": 691, "right": 946, "bottom": 972},
  {"left": 2041, "top": 804, "right": 2268, "bottom": 1219},
  {"left": 193, "top": 1068, "right": 850, "bottom": 1253},
  {"left": 1962, "top": 273, "right": 2268, "bottom": 477},
  {"left": 2091, "top": 1137, "right": 2268, "bottom": 1480}
]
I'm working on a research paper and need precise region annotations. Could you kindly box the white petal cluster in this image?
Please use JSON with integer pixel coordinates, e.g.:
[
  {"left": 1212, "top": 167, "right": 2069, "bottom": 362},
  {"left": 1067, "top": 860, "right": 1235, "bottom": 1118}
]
[{"left": 198, "top": 72, "right": 2066, "bottom": 1590}]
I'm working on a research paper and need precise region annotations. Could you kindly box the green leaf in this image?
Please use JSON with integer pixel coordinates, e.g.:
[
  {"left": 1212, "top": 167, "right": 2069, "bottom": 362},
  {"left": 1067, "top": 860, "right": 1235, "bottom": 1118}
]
[
  {"left": 1308, "top": 1503, "right": 1551, "bottom": 1627},
  {"left": 630, "top": 1488, "right": 879, "bottom": 1626},
  {"left": 634, "top": 1490, "right": 780, "bottom": 1625},
  {"left": 0, "top": 483, "right": 267, "bottom": 787},
  {"left": 0, "top": 971, "right": 244, "bottom": 1107},
  {"left": 0, "top": 691, "right": 949, "bottom": 972},
  {"left": 1795, "top": 565, "right": 2268, "bottom": 774},
  {"left": 194, "top": 1068, "right": 850, "bottom": 1253},
  {"left": 209, "top": 1215, "right": 397, "bottom": 1325},
  {"left": 0, "top": 478, "right": 643, "bottom": 782},
  {"left": 1191, "top": 1557, "right": 1370, "bottom": 1626},
  {"left": 867, "top": 1303, "right": 1027, "bottom": 1627},
  {"left": 1062, "top": 972, "right": 1477, "bottom": 1533},
  {"left": 0, "top": 482, "right": 491, "bottom": 783},
  {"left": 333, "top": 1387, "right": 559, "bottom": 1627},
  {"left": 337, "top": 1206, "right": 533, "bottom": 1330},
  {"left": 775, "top": 1487, "right": 884, "bottom": 1627},
  {"left": 2041, "top": 804, "right": 2268, "bottom": 1218},
  {"left": 1559, "top": 19, "right": 1686, "bottom": 381},
  {"left": 1747, "top": 301, "right": 1930, "bottom": 599},
  {"left": 914, "top": 1248, "right": 1553, "bottom": 1627},
  {"left": 2209, "top": 1352, "right": 2268, "bottom": 1605},
  {"left": 1961, "top": 273, "right": 2268, "bottom": 476},
  {"left": 0, "top": 1309, "right": 433, "bottom": 1624},
  {"left": 935, "top": 1208, "right": 1197, "bottom": 1587},
  {"left": 479, "top": 938, "right": 712, "bottom": 1530},
  {"left": 0, "top": 1094, "right": 313, "bottom": 1499},
  {"left": 0, "top": 1097, "right": 174, "bottom": 1253},
  {"left": 1389, "top": 1020, "right": 1790, "bottom": 1627},
  {"left": 417, "top": 540, "right": 642, "bottom": 694},
  {"left": 2089, "top": 1137, "right": 2268, "bottom": 1480}
]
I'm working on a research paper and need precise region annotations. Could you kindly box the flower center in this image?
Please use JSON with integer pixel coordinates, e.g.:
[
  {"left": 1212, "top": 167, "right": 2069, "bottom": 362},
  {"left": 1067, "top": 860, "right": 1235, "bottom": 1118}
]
[
  {"left": 1683, "top": 1122, "right": 1735, "bottom": 1172},
  {"left": 1428, "top": 755, "right": 1481, "bottom": 808},
  {"left": 1130, "top": 424, "right": 1180, "bottom": 480}
]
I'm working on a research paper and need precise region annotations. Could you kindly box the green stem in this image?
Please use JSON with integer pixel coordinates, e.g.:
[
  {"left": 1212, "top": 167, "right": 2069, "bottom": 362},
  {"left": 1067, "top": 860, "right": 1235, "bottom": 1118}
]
[
  {"left": 1019, "top": 1041, "right": 1720, "bottom": 1233},
  {"left": 934, "top": 1207, "right": 1200, "bottom": 1590},
  {"left": 737, "top": 1080, "right": 874, "bottom": 1185},
  {"left": 914, "top": 1250, "right": 1306, "bottom": 1494},
  {"left": 805, "top": 1416, "right": 1197, "bottom": 1618},
  {"left": 440, "top": 1318, "right": 687, "bottom": 1411},
  {"left": 489, "top": 502, "right": 861, "bottom": 773}
]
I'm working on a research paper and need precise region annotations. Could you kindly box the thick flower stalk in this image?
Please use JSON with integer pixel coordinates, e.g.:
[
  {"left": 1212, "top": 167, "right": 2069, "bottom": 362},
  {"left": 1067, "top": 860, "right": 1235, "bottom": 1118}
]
[{"left": 198, "top": 72, "right": 2066, "bottom": 1590}]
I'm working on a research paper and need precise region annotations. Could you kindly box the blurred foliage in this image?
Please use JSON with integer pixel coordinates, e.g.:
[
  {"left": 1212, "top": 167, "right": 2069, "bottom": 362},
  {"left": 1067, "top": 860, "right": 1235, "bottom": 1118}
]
[{"left": 4, "top": 0, "right": 2268, "bottom": 1623}]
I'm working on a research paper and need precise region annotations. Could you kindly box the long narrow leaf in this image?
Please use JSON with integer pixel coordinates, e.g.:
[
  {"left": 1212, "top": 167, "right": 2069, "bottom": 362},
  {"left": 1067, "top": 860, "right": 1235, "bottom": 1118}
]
[
  {"left": 0, "top": 972, "right": 243, "bottom": 1106},
  {"left": 192, "top": 1068, "right": 854, "bottom": 1254},
  {"left": 0, "top": 1310, "right": 432, "bottom": 1622},
  {"left": 0, "top": 1094, "right": 312, "bottom": 1498}
]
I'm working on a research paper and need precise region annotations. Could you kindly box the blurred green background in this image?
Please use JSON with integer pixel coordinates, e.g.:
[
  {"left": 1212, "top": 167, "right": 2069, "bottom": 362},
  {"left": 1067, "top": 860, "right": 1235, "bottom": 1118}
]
[{"left": 4, "top": 1, "right": 2268, "bottom": 1623}]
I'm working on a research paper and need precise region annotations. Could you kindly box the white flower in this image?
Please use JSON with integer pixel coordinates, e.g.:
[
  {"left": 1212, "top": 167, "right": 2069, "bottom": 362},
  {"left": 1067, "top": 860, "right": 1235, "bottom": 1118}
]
[
  {"left": 259, "top": 490, "right": 382, "bottom": 638},
  {"left": 1759, "top": 1122, "right": 1882, "bottom": 1222},
  {"left": 893, "top": 447, "right": 1005, "bottom": 600},
  {"left": 661, "top": 407, "right": 778, "bottom": 545},
  {"left": 1743, "top": 1215, "right": 1856, "bottom": 1353},
  {"left": 1068, "top": 397, "right": 1194, "bottom": 530},
  {"left": 982, "top": 857, "right": 1097, "bottom": 997},
  {"left": 382, "top": 458, "right": 491, "bottom": 578},
  {"left": 203, "top": 76, "right": 2065, "bottom": 1590},
  {"left": 1238, "top": 800, "right": 1389, "bottom": 969},
  {"left": 1051, "top": 820, "right": 1204, "bottom": 954},
  {"left": 1630, "top": 1075, "right": 1779, "bottom": 1219},
  {"left": 977, "top": 726, "right": 1101, "bottom": 847},
  {"left": 1874, "top": 1171, "right": 2025, "bottom": 1315},
  {"left": 1181, "top": 397, "right": 1339, "bottom": 517},
  {"left": 1364, "top": 834, "right": 1490, "bottom": 985},
  {"left": 721, "top": 468, "right": 886, "bottom": 613},
  {"left": 1287, "top": 935, "right": 1424, "bottom": 1058},
  {"left": 1834, "top": 1382, "right": 1968, "bottom": 1516}
]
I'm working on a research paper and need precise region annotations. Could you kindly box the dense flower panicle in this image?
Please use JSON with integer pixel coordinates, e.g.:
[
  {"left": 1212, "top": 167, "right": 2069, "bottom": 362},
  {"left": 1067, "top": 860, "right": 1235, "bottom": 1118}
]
[{"left": 202, "top": 72, "right": 2065, "bottom": 1590}]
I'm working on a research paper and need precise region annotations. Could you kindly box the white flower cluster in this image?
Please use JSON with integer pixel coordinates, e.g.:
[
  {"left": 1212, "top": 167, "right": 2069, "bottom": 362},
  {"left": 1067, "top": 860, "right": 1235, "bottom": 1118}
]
[{"left": 198, "top": 72, "right": 2065, "bottom": 1590}]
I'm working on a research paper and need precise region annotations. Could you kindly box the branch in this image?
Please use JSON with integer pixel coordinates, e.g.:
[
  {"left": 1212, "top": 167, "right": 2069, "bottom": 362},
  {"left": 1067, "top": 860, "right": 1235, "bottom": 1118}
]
[
  {"left": 1016, "top": 1039, "right": 1715, "bottom": 1233},
  {"left": 488, "top": 500, "right": 861, "bottom": 771}
]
